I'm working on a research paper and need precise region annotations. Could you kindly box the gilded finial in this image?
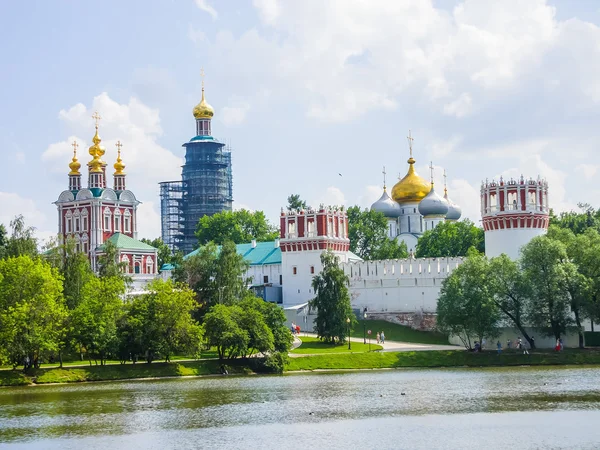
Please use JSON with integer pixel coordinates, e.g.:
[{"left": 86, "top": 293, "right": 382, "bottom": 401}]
[
  {"left": 382, "top": 166, "right": 387, "bottom": 191},
  {"left": 443, "top": 169, "right": 448, "bottom": 195},
  {"left": 201, "top": 67, "right": 205, "bottom": 91},
  {"left": 429, "top": 161, "right": 434, "bottom": 186},
  {"left": 407, "top": 130, "right": 414, "bottom": 160},
  {"left": 193, "top": 68, "right": 215, "bottom": 120},
  {"left": 88, "top": 111, "right": 105, "bottom": 172},
  {"left": 69, "top": 141, "right": 81, "bottom": 175},
  {"left": 114, "top": 141, "right": 125, "bottom": 175}
]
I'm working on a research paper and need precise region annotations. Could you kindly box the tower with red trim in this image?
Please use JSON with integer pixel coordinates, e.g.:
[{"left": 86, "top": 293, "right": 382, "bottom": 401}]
[
  {"left": 54, "top": 112, "right": 158, "bottom": 287},
  {"left": 481, "top": 175, "right": 550, "bottom": 259},
  {"left": 279, "top": 206, "right": 357, "bottom": 305}
]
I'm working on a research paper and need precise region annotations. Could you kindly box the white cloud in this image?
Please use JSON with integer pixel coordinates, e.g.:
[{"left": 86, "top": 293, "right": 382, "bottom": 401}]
[
  {"left": 42, "top": 93, "right": 182, "bottom": 239},
  {"left": 577, "top": 163, "right": 600, "bottom": 180},
  {"left": 194, "top": 0, "right": 218, "bottom": 20},
  {"left": 443, "top": 93, "right": 473, "bottom": 118},
  {"left": 221, "top": 102, "right": 250, "bottom": 126},
  {"left": 0, "top": 192, "right": 54, "bottom": 245},
  {"left": 313, "top": 186, "right": 346, "bottom": 208},
  {"left": 357, "top": 185, "right": 383, "bottom": 210},
  {"left": 188, "top": 25, "right": 206, "bottom": 45},
  {"left": 253, "top": 0, "right": 280, "bottom": 25}
]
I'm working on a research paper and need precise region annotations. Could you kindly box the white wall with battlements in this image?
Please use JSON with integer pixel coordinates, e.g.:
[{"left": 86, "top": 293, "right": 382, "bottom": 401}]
[{"left": 340, "top": 257, "right": 464, "bottom": 314}]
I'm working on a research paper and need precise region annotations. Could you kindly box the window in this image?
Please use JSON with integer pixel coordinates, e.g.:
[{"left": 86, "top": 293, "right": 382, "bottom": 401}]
[
  {"left": 288, "top": 221, "right": 296, "bottom": 237},
  {"left": 263, "top": 275, "right": 269, "bottom": 284},
  {"left": 104, "top": 214, "right": 111, "bottom": 231},
  {"left": 82, "top": 242, "right": 88, "bottom": 254},
  {"left": 66, "top": 216, "right": 72, "bottom": 233},
  {"left": 134, "top": 262, "right": 141, "bottom": 274},
  {"left": 74, "top": 216, "right": 80, "bottom": 233},
  {"left": 413, "top": 208, "right": 416, "bottom": 213},
  {"left": 293, "top": 266, "right": 297, "bottom": 275},
  {"left": 121, "top": 255, "right": 130, "bottom": 273},
  {"left": 528, "top": 191, "right": 537, "bottom": 207},
  {"left": 124, "top": 213, "right": 131, "bottom": 233},
  {"left": 279, "top": 275, "right": 283, "bottom": 285},
  {"left": 489, "top": 193, "right": 497, "bottom": 212},
  {"left": 82, "top": 214, "right": 88, "bottom": 231},
  {"left": 310, "top": 266, "right": 315, "bottom": 274},
  {"left": 307, "top": 220, "right": 315, "bottom": 237},
  {"left": 146, "top": 257, "right": 154, "bottom": 274},
  {"left": 114, "top": 216, "right": 120, "bottom": 232}
]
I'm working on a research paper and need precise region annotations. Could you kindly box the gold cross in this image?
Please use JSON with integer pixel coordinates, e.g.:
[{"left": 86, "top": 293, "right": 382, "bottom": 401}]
[
  {"left": 71, "top": 141, "right": 79, "bottom": 155},
  {"left": 115, "top": 140, "right": 123, "bottom": 156},
  {"left": 200, "top": 67, "right": 205, "bottom": 89},
  {"left": 92, "top": 111, "right": 102, "bottom": 128},
  {"left": 407, "top": 130, "right": 414, "bottom": 158},
  {"left": 382, "top": 166, "right": 387, "bottom": 188},
  {"left": 443, "top": 169, "right": 447, "bottom": 188}
]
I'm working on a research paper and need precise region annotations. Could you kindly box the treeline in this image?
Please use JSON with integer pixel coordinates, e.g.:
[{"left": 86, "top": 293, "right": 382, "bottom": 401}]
[
  {"left": 0, "top": 217, "right": 292, "bottom": 373},
  {"left": 437, "top": 226, "right": 600, "bottom": 349}
]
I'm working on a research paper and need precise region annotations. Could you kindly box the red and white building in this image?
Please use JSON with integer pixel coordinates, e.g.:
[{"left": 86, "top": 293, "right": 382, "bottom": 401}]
[{"left": 54, "top": 115, "right": 158, "bottom": 290}]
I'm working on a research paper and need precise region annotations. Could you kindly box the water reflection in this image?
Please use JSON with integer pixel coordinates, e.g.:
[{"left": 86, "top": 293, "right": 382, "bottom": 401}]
[{"left": 1, "top": 366, "right": 599, "bottom": 448}]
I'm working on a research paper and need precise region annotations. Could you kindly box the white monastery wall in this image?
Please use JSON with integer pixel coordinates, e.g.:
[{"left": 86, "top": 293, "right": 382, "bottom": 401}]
[
  {"left": 247, "top": 264, "right": 281, "bottom": 287},
  {"left": 340, "top": 257, "right": 463, "bottom": 313}
]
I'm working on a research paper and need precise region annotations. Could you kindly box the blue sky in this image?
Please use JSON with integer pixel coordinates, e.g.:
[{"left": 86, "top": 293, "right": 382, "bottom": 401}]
[{"left": 2, "top": 0, "right": 600, "bottom": 241}]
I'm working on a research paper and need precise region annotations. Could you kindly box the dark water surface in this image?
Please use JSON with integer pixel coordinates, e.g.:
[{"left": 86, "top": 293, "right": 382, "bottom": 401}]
[{"left": 1, "top": 366, "right": 600, "bottom": 449}]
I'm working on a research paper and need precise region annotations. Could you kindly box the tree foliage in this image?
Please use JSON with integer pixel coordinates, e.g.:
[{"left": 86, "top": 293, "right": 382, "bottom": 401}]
[
  {"left": 0, "top": 215, "right": 38, "bottom": 259},
  {"left": 436, "top": 251, "right": 500, "bottom": 349},
  {"left": 287, "top": 194, "right": 308, "bottom": 211},
  {"left": 196, "top": 210, "right": 279, "bottom": 246},
  {"left": 347, "top": 206, "right": 408, "bottom": 260},
  {"left": 310, "top": 251, "right": 356, "bottom": 343},
  {"left": 416, "top": 219, "right": 484, "bottom": 258},
  {"left": 549, "top": 203, "right": 600, "bottom": 235},
  {"left": 0, "top": 256, "right": 67, "bottom": 370}
]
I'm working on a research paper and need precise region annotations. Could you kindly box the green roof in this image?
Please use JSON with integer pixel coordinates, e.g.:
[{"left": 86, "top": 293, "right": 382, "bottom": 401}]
[
  {"left": 98, "top": 233, "right": 156, "bottom": 252},
  {"left": 186, "top": 241, "right": 282, "bottom": 265}
]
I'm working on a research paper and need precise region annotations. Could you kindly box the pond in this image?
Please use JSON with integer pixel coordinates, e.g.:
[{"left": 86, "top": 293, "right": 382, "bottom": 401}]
[{"left": 1, "top": 366, "right": 599, "bottom": 449}]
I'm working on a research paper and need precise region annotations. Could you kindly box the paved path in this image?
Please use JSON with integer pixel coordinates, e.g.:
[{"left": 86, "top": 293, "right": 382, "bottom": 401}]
[{"left": 292, "top": 332, "right": 461, "bottom": 355}]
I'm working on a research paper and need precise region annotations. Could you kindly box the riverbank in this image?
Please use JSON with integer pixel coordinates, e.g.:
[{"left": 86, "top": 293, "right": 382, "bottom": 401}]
[{"left": 3, "top": 349, "right": 600, "bottom": 387}]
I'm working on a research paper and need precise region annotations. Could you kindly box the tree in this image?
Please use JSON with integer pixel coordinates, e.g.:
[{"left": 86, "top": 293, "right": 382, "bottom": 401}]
[
  {"left": 347, "top": 206, "right": 408, "bottom": 260},
  {"left": 71, "top": 276, "right": 125, "bottom": 365},
  {"left": 140, "top": 237, "right": 173, "bottom": 269},
  {"left": 173, "top": 241, "right": 250, "bottom": 319},
  {"left": 203, "top": 304, "right": 249, "bottom": 359},
  {"left": 0, "top": 224, "right": 7, "bottom": 251},
  {"left": 488, "top": 254, "right": 535, "bottom": 348},
  {"left": 415, "top": 220, "right": 484, "bottom": 258},
  {"left": 121, "top": 279, "right": 202, "bottom": 363},
  {"left": 549, "top": 203, "right": 600, "bottom": 235},
  {"left": 0, "top": 256, "right": 67, "bottom": 370},
  {"left": 196, "top": 210, "right": 279, "bottom": 246},
  {"left": 436, "top": 251, "right": 500, "bottom": 349},
  {"left": 287, "top": 194, "right": 307, "bottom": 211},
  {"left": 520, "top": 236, "right": 573, "bottom": 341},
  {"left": 0, "top": 215, "right": 38, "bottom": 259},
  {"left": 310, "top": 251, "right": 356, "bottom": 343}
]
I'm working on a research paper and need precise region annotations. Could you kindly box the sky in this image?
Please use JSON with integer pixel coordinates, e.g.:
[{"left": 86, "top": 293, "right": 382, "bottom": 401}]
[{"left": 1, "top": 0, "right": 600, "bottom": 242}]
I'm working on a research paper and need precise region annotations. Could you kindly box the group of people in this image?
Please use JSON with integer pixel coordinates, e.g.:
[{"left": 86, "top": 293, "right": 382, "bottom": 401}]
[
  {"left": 376, "top": 331, "right": 386, "bottom": 344},
  {"left": 473, "top": 336, "right": 536, "bottom": 355},
  {"left": 554, "top": 338, "right": 564, "bottom": 352},
  {"left": 290, "top": 323, "right": 301, "bottom": 335}
]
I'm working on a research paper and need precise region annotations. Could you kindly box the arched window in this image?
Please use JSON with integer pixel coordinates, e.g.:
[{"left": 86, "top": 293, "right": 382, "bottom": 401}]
[
  {"left": 65, "top": 211, "right": 73, "bottom": 234},
  {"left": 121, "top": 255, "right": 130, "bottom": 273},
  {"left": 146, "top": 257, "right": 154, "bottom": 274},
  {"left": 124, "top": 210, "right": 131, "bottom": 233},
  {"left": 73, "top": 210, "right": 80, "bottom": 233},
  {"left": 103, "top": 207, "right": 112, "bottom": 232},
  {"left": 81, "top": 210, "right": 89, "bottom": 231},
  {"left": 114, "top": 209, "right": 121, "bottom": 232}
]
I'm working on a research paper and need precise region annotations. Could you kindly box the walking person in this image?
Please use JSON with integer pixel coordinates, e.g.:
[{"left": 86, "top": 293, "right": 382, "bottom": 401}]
[
  {"left": 376, "top": 332, "right": 380, "bottom": 344},
  {"left": 507, "top": 339, "right": 512, "bottom": 349},
  {"left": 559, "top": 338, "right": 564, "bottom": 351},
  {"left": 497, "top": 341, "right": 502, "bottom": 355},
  {"left": 380, "top": 331, "right": 385, "bottom": 344}
]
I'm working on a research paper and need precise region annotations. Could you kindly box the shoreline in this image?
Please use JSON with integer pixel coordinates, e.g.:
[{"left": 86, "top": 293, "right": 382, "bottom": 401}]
[{"left": 3, "top": 349, "right": 600, "bottom": 387}]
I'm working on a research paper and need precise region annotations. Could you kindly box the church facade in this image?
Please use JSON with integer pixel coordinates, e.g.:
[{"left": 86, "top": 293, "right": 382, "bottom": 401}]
[{"left": 53, "top": 114, "right": 158, "bottom": 291}]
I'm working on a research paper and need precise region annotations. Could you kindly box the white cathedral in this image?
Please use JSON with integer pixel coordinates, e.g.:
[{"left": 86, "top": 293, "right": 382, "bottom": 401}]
[{"left": 370, "top": 133, "right": 461, "bottom": 254}]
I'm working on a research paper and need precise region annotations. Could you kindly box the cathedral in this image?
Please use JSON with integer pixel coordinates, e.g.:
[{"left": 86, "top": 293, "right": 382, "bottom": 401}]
[
  {"left": 54, "top": 114, "right": 158, "bottom": 290},
  {"left": 370, "top": 133, "right": 461, "bottom": 253}
]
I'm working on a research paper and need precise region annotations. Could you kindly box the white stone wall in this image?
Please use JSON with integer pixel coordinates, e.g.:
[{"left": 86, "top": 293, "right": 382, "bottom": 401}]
[
  {"left": 485, "top": 227, "right": 547, "bottom": 259},
  {"left": 340, "top": 257, "right": 463, "bottom": 313},
  {"left": 247, "top": 264, "right": 281, "bottom": 287}
]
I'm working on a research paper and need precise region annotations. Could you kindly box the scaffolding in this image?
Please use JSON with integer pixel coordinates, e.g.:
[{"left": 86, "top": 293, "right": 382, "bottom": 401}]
[{"left": 159, "top": 181, "right": 184, "bottom": 252}]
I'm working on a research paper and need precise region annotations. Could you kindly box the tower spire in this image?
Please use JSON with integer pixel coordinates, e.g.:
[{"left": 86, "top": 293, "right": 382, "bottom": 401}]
[
  {"left": 407, "top": 130, "right": 414, "bottom": 159},
  {"left": 193, "top": 68, "right": 215, "bottom": 136},
  {"left": 443, "top": 169, "right": 448, "bottom": 195},
  {"left": 382, "top": 166, "right": 387, "bottom": 191},
  {"left": 88, "top": 111, "right": 106, "bottom": 189},
  {"left": 68, "top": 140, "right": 82, "bottom": 191},
  {"left": 429, "top": 161, "right": 434, "bottom": 186},
  {"left": 113, "top": 141, "right": 126, "bottom": 191}
]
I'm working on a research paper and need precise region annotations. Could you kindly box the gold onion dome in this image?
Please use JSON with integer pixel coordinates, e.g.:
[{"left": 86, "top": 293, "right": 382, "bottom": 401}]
[
  {"left": 114, "top": 142, "right": 125, "bottom": 175},
  {"left": 69, "top": 142, "right": 81, "bottom": 175},
  {"left": 193, "top": 87, "right": 214, "bottom": 119},
  {"left": 88, "top": 126, "right": 105, "bottom": 173},
  {"left": 391, "top": 157, "right": 431, "bottom": 203}
]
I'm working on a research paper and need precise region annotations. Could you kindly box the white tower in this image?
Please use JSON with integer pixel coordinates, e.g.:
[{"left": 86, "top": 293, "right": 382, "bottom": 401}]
[
  {"left": 279, "top": 206, "right": 352, "bottom": 306},
  {"left": 481, "top": 176, "right": 549, "bottom": 260}
]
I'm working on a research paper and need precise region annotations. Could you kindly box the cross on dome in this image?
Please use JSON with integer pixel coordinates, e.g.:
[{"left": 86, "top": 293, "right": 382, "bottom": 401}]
[
  {"left": 407, "top": 130, "right": 414, "bottom": 158},
  {"left": 382, "top": 166, "right": 387, "bottom": 190},
  {"left": 92, "top": 111, "right": 102, "bottom": 128},
  {"left": 429, "top": 161, "right": 434, "bottom": 185},
  {"left": 71, "top": 140, "right": 79, "bottom": 155}
]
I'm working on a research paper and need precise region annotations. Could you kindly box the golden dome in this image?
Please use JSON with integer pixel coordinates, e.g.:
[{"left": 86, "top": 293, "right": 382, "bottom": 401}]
[
  {"left": 391, "top": 157, "right": 431, "bottom": 203},
  {"left": 87, "top": 126, "right": 105, "bottom": 173},
  {"left": 69, "top": 141, "right": 81, "bottom": 176},
  {"left": 193, "top": 87, "right": 214, "bottom": 119},
  {"left": 114, "top": 141, "right": 125, "bottom": 175}
]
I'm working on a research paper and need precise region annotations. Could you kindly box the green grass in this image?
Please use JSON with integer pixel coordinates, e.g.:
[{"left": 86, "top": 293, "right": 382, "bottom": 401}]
[
  {"left": 286, "top": 348, "right": 600, "bottom": 371},
  {"left": 291, "top": 336, "right": 383, "bottom": 354},
  {"left": 0, "top": 360, "right": 256, "bottom": 387},
  {"left": 352, "top": 319, "right": 449, "bottom": 345}
]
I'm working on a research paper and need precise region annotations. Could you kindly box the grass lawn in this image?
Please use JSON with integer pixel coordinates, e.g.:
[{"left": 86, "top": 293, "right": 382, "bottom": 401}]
[
  {"left": 351, "top": 319, "right": 449, "bottom": 345},
  {"left": 291, "top": 336, "right": 383, "bottom": 354},
  {"left": 286, "top": 348, "right": 600, "bottom": 371}
]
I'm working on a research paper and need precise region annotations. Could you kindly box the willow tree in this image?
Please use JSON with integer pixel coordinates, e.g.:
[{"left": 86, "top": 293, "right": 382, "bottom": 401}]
[{"left": 310, "top": 251, "right": 356, "bottom": 343}]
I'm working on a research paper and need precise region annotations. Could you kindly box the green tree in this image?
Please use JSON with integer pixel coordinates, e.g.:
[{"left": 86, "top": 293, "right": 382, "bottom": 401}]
[
  {"left": 0, "top": 224, "right": 7, "bottom": 251},
  {"left": 549, "top": 203, "right": 600, "bottom": 235},
  {"left": 415, "top": 220, "right": 484, "bottom": 258},
  {"left": 121, "top": 279, "right": 202, "bottom": 363},
  {"left": 310, "top": 251, "right": 356, "bottom": 343},
  {"left": 347, "top": 206, "right": 408, "bottom": 260},
  {"left": 71, "top": 276, "right": 125, "bottom": 365},
  {"left": 140, "top": 237, "right": 173, "bottom": 269},
  {"left": 196, "top": 210, "right": 279, "bottom": 246},
  {"left": 488, "top": 254, "right": 535, "bottom": 348},
  {"left": 0, "top": 215, "right": 38, "bottom": 259},
  {"left": 287, "top": 194, "right": 308, "bottom": 211},
  {"left": 0, "top": 256, "right": 67, "bottom": 370},
  {"left": 436, "top": 251, "right": 500, "bottom": 349},
  {"left": 520, "top": 236, "right": 573, "bottom": 341},
  {"left": 97, "top": 240, "right": 130, "bottom": 283},
  {"left": 203, "top": 304, "right": 249, "bottom": 359}
]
